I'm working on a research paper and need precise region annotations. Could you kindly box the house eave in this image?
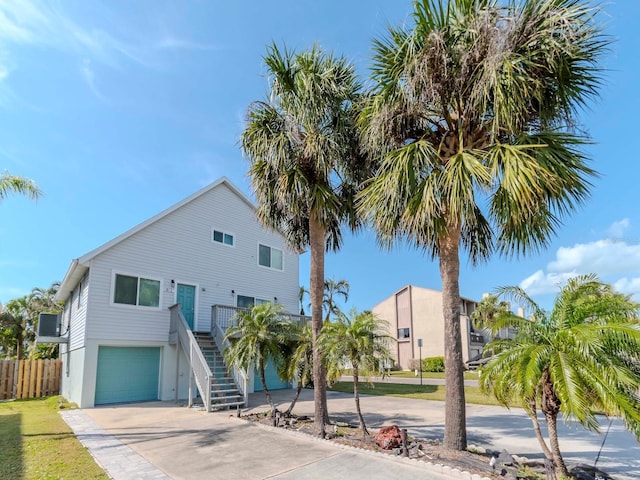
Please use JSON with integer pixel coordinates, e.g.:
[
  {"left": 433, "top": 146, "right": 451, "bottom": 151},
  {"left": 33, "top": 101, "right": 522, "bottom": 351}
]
[{"left": 55, "top": 259, "right": 89, "bottom": 302}]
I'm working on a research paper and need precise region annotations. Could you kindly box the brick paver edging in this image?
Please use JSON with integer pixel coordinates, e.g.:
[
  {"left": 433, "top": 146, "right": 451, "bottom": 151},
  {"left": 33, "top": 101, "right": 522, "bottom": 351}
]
[{"left": 60, "top": 409, "right": 171, "bottom": 480}]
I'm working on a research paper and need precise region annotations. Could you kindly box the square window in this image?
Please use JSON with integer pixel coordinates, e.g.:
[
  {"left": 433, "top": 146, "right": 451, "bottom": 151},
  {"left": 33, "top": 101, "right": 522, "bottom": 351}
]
[
  {"left": 139, "top": 278, "right": 160, "bottom": 307},
  {"left": 213, "top": 229, "right": 234, "bottom": 246},
  {"left": 258, "top": 244, "right": 283, "bottom": 270},
  {"left": 114, "top": 274, "right": 138, "bottom": 305},
  {"left": 113, "top": 273, "right": 160, "bottom": 308},
  {"left": 397, "top": 328, "right": 410, "bottom": 339}
]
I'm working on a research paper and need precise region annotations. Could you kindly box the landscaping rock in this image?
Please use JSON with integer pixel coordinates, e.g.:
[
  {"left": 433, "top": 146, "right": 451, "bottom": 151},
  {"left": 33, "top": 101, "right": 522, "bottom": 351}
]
[
  {"left": 374, "top": 425, "right": 404, "bottom": 450},
  {"left": 570, "top": 464, "right": 614, "bottom": 480},
  {"left": 498, "top": 449, "right": 516, "bottom": 466}
]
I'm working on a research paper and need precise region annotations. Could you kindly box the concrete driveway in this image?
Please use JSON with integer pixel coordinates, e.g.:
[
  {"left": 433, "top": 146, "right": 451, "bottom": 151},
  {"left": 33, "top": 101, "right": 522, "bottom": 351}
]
[
  {"left": 64, "top": 389, "right": 640, "bottom": 480},
  {"left": 66, "top": 396, "right": 471, "bottom": 480}
]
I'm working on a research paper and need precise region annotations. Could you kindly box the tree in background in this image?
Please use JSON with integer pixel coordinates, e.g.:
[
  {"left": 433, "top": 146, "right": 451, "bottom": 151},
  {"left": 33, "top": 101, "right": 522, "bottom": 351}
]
[
  {"left": 223, "top": 302, "right": 290, "bottom": 415},
  {"left": 298, "top": 286, "right": 309, "bottom": 316},
  {"left": 321, "top": 309, "right": 392, "bottom": 436},
  {"left": 0, "top": 282, "right": 61, "bottom": 359},
  {"left": 480, "top": 275, "right": 640, "bottom": 477},
  {"left": 357, "top": 0, "right": 607, "bottom": 450},
  {"left": 279, "top": 321, "right": 314, "bottom": 416},
  {"left": 0, "top": 171, "right": 42, "bottom": 202},
  {"left": 322, "top": 278, "right": 349, "bottom": 322},
  {"left": 242, "top": 44, "right": 369, "bottom": 436}
]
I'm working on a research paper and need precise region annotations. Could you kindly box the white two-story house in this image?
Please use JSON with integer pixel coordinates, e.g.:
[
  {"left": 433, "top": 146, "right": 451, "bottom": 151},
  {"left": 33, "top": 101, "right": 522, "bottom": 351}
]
[{"left": 53, "top": 178, "right": 302, "bottom": 409}]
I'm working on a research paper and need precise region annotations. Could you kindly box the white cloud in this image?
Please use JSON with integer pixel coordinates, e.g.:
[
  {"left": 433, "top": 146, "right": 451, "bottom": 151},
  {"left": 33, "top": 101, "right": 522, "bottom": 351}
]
[
  {"left": 518, "top": 229, "right": 640, "bottom": 299},
  {"left": 613, "top": 277, "right": 640, "bottom": 298},
  {"left": 547, "top": 240, "right": 640, "bottom": 275},
  {"left": 519, "top": 270, "right": 575, "bottom": 295},
  {"left": 607, "top": 218, "right": 630, "bottom": 239}
]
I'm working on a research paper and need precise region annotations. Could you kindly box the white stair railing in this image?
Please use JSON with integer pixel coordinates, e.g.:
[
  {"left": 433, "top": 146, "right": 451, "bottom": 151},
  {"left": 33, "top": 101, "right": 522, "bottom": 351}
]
[
  {"left": 211, "top": 305, "right": 249, "bottom": 407},
  {"left": 169, "top": 304, "right": 212, "bottom": 411}
]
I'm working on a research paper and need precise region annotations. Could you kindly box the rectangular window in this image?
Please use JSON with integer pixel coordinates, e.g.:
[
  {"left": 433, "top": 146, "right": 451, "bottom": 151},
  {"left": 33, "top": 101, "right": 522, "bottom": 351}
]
[
  {"left": 113, "top": 274, "right": 160, "bottom": 308},
  {"left": 398, "top": 328, "right": 410, "bottom": 339},
  {"left": 212, "top": 229, "right": 234, "bottom": 246},
  {"left": 77, "top": 280, "right": 82, "bottom": 308},
  {"left": 258, "top": 244, "right": 283, "bottom": 270},
  {"left": 237, "top": 295, "right": 269, "bottom": 309}
]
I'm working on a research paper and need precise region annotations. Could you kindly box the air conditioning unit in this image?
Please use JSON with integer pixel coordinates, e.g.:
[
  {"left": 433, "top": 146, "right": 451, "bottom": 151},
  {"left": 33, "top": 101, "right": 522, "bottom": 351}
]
[{"left": 36, "top": 313, "right": 67, "bottom": 343}]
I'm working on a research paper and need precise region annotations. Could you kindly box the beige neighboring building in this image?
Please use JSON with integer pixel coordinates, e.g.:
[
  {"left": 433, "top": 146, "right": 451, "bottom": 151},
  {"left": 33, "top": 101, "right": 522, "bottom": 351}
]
[{"left": 372, "top": 285, "right": 486, "bottom": 370}]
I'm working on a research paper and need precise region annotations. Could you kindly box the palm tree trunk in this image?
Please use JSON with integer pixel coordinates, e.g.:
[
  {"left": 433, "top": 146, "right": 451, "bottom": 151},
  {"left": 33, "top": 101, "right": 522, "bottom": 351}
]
[
  {"left": 546, "top": 412, "right": 568, "bottom": 478},
  {"left": 352, "top": 364, "right": 369, "bottom": 436},
  {"left": 525, "top": 398, "right": 553, "bottom": 460},
  {"left": 309, "top": 214, "right": 328, "bottom": 437},
  {"left": 285, "top": 381, "right": 304, "bottom": 416},
  {"left": 439, "top": 225, "right": 467, "bottom": 451},
  {"left": 259, "top": 358, "right": 275, "bottom": 415}
]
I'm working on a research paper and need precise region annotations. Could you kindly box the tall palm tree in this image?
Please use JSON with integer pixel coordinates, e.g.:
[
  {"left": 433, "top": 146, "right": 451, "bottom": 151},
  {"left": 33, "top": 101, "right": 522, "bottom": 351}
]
[
  {"left": 223, "top": 303, "right": 290, "bottom": 414},
  {"left": 323, "top": 278, "right": 349, "bottom": 322},
  {"left": 480, "top": 275, "right": 640, "bottom": 477},
  {"left": 0, "top": 172, "right": 42, "bottom": 201},
  {"left": 242, "top": 44, "right": 368, "bottom": 436},
  {"left": 321, "top": 310, "right": 392, "bottom": 436},
  {"left": 357, "top": 0, "right": 607, "bottom": 450}
]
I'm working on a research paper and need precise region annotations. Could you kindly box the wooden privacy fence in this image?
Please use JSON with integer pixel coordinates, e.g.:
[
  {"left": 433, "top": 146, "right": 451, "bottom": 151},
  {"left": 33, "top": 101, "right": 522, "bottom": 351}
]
[{"left": 0, "top": 359, "right": 62, "bottom": 400}]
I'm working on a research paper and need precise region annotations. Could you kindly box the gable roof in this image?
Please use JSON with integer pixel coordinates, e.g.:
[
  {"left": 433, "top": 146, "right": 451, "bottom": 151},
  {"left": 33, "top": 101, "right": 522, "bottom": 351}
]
[{"left": 55, "top": 177, "right": 255, "bottom": 302}]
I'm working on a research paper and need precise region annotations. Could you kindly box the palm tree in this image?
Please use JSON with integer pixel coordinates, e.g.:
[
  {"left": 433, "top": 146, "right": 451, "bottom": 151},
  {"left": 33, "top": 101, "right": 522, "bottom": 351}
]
[
  {"left": 242, "top": 44, "right": 369, "bottom": 436},
  {"left": 223, "top": 303, "right": 290, "bottom": 414},
  {"left": 0, "top": 297, "right": 30, "bottom": 358},
  {"left": 298, "top": 286, "right": 309, "bottom": 316},
  {"left": 321, "top": 309, "right": 392, "bottom": 436},
  {"left": 357, "top": 0, "right": 607, "bottom": 450},
  {"left": 279, "top": 322, "right": 314, "bottom": 416},
  {"left": 323, "top": 278, "right": 349, "bottom": 322},
  {"left": 0, "top": 172, "right": 42, "bottom": 201},
  {"left": 480, "top": 275, "right": 640, "bottom": 477}
]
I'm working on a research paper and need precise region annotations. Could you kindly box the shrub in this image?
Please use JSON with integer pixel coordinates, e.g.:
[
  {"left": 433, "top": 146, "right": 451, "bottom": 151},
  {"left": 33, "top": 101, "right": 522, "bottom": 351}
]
[{"left": 422, "top": 356, "right": 445, "bottom": 372}]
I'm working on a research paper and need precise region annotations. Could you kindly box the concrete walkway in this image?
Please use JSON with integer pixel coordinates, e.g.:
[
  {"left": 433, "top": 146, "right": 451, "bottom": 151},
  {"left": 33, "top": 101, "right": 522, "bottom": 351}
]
[{"left": 62, "top": 389, "right": 640, "bottom": 480}]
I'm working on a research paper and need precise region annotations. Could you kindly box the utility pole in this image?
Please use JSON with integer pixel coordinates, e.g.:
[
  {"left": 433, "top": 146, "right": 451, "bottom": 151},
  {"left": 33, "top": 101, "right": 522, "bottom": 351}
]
[{"left": 417, "top": 338, "right": 423, "bottom": 386}]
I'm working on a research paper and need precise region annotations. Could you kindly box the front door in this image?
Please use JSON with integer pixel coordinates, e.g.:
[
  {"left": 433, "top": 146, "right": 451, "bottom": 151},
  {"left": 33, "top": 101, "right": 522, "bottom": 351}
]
[{"left": 177, "top": 284, "right": 196, "bottom": 330}]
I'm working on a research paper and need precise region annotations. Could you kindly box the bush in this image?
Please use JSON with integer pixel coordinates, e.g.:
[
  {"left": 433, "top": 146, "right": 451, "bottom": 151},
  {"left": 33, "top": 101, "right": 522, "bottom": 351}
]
[{"left": 422, "top": 356, "right": 445, "bottom": 372}]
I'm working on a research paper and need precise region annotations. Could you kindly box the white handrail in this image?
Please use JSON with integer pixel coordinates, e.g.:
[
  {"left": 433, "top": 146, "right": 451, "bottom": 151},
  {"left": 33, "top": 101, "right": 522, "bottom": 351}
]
[
  {"left": 211, "top": 305, "right": 249, "bottom": 407},
  {"left": 170, "top": 304, "right": 212, "bottom": 411}
]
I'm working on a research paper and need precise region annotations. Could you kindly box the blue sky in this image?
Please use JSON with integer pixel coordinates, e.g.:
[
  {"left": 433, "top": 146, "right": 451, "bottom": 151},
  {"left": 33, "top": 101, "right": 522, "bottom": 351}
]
[{"left": 1, "top": 0, "right": 640, "bottom": 314}]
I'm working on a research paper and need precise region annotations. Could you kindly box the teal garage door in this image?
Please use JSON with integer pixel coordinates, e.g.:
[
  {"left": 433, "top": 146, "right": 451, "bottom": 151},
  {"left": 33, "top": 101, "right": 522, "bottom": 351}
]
[
  {"left": 253, "top": 358, "right": 289, "bottom": 391},
  {"left": 95, "top": 347, "right": 160, "bottom": 405}
]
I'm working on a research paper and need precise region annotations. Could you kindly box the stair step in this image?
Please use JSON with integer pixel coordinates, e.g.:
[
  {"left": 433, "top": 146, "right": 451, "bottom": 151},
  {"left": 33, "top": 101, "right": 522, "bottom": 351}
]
[
  {"left": 211, "top": 388, "right": 239, "bottom": 394},
  {"left": 210, "top": 401, "right": 245, "bottom": 410},
  {"left": 210, "top": 394, "right": 243, "bottom": 401}
]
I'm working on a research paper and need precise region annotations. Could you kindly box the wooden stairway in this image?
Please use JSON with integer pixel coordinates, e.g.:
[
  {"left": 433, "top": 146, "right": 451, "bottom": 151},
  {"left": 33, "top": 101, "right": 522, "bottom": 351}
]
[{"left": 193, "top": 332, "right": 244, "bottom": 410}]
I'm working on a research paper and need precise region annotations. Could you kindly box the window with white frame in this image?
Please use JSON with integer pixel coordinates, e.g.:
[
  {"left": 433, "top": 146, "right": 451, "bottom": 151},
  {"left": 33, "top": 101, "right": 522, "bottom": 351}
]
[
  {"left": 113, "top": 273, "right": 161, "bottom": 307},
  {"left": 212, "top": 229, "right": 234, "bottom": 246},
  {"left": 258, "top": 244, "right": 283, "bottom": 270},
  {"left": 236, "top": 295, "right": 270, "bottom": 309}
]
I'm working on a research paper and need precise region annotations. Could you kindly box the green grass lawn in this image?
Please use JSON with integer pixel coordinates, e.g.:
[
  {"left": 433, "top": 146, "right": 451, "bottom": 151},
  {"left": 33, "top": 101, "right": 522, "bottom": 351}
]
[
  {"left": 329, "top": 381, "right": 501, "bottom": 406},
  {"left": 0, "top": 396, "right": 108, "bottom": 480},
  {"left": 388, "top": 370, "right": 479, "bottom": 380}
]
